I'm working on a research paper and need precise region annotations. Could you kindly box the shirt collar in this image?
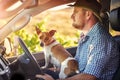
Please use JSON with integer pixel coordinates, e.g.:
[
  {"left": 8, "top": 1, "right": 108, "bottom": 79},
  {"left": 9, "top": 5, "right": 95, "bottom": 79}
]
[
  {"left": 79, "top": 22, "right": 101, "bottom": 43},
  {"left": 79, "top": 32, "right": 89, "bottom": 43},
  {"left": 87, "top": 22, "right": 101, "bottom": 37}
]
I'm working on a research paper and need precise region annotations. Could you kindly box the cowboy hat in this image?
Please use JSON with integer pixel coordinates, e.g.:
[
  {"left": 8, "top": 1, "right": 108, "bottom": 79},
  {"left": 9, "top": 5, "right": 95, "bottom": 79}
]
[{"left": 69, "top": 0, "right": 102, "bottom": 22}]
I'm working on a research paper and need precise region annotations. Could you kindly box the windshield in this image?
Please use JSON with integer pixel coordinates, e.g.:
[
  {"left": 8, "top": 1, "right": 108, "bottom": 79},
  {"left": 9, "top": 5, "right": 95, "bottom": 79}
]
[
  {"left": 0, "top": 0, "right": 79, "bottom": 57},
  {"left": 0, "top": 0, "right": 76, "bottom": 43}
]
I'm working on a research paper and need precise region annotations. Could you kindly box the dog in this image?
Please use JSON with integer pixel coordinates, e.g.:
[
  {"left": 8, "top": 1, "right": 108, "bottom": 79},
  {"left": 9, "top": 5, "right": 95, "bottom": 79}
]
[{"left": 35, "top": 26, "right": 79, "bottom": 79}]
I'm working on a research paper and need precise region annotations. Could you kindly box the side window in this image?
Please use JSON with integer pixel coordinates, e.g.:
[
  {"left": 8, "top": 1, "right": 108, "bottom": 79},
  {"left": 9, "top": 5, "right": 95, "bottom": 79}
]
[{"left": 0, "top": 6, "right": 80, "bottom": 57}]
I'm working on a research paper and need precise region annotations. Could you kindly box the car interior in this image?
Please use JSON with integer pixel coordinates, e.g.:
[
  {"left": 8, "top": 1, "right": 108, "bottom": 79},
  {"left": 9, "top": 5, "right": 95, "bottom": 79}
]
[
  {"left": 110, "top": 0, "right": 120, "bottom": 80},
  {"left": 0, "top": 0, "right": 120, "bottom": 80}
]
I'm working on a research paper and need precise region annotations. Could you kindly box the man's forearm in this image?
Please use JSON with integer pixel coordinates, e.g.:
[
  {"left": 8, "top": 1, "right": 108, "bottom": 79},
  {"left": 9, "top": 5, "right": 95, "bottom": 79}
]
[{"left": 57, "top": 73, "right": 97, "bottom": 80}]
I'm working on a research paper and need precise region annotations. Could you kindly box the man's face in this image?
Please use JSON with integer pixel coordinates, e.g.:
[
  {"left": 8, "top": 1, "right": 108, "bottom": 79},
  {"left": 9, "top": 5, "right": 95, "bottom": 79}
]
[{"left": 71, "top": 7, "right": 86, "bottom": 30}]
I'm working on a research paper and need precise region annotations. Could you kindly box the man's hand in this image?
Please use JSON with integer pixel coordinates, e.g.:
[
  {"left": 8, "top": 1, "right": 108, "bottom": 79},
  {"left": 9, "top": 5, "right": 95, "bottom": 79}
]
[
  {"left": 36, "top": 73, "right": 97, "bottom": 80},
  {"left": 64, "top": 73, "right": 97, "bottom": 80},
  {"left": 36, "top": 74, "right": 55, "bottom": 80}
]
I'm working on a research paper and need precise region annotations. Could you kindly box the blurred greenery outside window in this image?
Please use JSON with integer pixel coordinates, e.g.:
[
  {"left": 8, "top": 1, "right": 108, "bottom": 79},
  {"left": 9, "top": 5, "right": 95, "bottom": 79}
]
[{"left": 6, "top": 8, "right": 80, "bottom": 56}]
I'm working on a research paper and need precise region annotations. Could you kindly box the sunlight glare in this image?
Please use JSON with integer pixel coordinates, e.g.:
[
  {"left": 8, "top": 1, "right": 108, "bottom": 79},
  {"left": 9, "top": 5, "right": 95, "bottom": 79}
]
[{"left": 6, "top": 1, "right": 22, "bottom": 11}]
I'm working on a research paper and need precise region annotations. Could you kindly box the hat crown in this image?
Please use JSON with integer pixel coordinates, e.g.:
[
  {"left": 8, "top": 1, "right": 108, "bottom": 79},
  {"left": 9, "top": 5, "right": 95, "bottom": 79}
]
[
  {"left": 72, "top": 0, "right": 102, "bottom": 21},
  {"left": 74, "top": 0, "right": 102, "bottom": 13}
]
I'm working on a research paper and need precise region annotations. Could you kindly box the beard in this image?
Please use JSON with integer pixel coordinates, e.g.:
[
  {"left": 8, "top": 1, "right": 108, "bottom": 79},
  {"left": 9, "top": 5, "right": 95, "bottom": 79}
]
[{"left": 72, "top": 23, "right": 83, "bottom": 30}]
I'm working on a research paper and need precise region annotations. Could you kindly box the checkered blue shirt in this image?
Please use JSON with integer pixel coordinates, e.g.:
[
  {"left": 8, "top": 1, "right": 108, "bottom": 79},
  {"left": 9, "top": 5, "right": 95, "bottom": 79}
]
[{"left": 75, "top": 22, "right": 119, "bottom": 80}]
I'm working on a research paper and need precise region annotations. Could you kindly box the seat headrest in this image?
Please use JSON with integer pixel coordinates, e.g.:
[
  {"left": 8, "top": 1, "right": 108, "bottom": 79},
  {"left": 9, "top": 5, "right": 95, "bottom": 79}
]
[
  {"left": 109, "top": 7, "right": 120, "bottom": 31},
  {"left": 109, "top": 0, "right": 120, "bottom": 31}
]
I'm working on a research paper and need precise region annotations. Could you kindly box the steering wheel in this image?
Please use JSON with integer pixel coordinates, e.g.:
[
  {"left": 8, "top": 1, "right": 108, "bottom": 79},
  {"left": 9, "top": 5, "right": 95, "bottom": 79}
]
[{"left": 17, "top": 37, "right": 44, "bottom": 75}]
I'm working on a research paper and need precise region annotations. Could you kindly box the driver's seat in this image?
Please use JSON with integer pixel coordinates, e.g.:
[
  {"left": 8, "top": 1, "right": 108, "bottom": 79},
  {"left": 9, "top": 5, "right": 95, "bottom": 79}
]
[{"left": 109, "top": 0, "right": 120, "bottom": 80}]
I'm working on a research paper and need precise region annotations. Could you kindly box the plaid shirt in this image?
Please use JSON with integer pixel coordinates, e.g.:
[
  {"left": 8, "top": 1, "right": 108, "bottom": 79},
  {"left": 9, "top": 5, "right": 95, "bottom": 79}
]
[{"left": 75, "top": 22, "right": 119, "bottom": 80}]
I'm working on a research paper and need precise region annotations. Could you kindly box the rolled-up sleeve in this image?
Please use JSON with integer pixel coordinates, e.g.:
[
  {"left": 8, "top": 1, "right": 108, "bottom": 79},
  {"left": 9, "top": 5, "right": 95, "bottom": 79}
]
[
  {"left": 82, "top": 39, "right": 119, "bottom": 79},
  {"left": 83, "top": 50, "right": 110, "bottom": 78}
]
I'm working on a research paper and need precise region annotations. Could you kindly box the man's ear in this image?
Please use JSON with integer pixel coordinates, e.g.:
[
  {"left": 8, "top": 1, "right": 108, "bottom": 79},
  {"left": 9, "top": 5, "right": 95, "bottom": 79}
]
[
  {"left": 85, "top": 10, "right": 92, "bottom": 20},
  {"left": 35, "top": 26, "right": 41, "bottom": 35},
  {"left": 49, "top": 30, "right": 56, "bottom": 37}
]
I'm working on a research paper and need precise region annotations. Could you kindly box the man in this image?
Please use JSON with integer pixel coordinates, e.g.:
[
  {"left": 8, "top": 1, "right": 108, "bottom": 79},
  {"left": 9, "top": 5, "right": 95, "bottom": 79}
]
[{"left": 36, "top": 0, "right": 119, "bottom": 80}]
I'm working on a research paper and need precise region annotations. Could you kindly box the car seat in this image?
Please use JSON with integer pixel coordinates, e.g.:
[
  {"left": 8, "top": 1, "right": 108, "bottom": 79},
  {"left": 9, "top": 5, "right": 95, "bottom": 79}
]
[{"left": 109, "top": 0, "right": 120, "bottom": 80}]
